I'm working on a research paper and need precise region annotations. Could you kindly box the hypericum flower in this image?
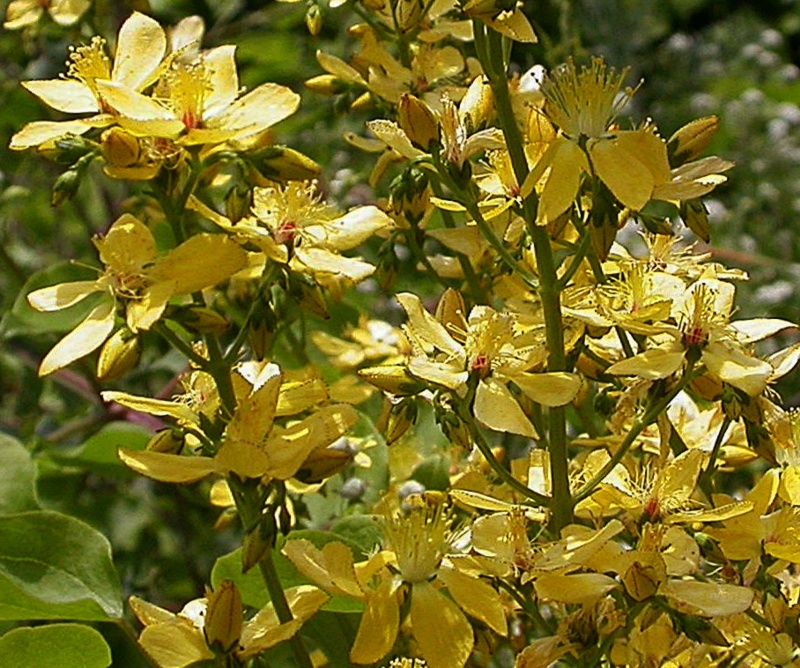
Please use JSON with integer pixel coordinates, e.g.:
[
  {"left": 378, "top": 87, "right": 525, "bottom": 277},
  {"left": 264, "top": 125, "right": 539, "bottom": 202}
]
[
  {"left": 284, "top": 494, "right": 508, "bottom": 668},
  {"left": 96, "top": 43, "right": 301, "bottom": 147},
  {"left": 4, "top": 0, "right": 90, "bottom": 30},
  {"left": 606, "top": 277, "right": 795, "bottom": 397},
  {"left": 10, "top": 12, "right": 169, "bottom": 150},
  {"left": 26, "top": 213, "right": 247, "bottom": 375},
  {"left": 191, "top": 181, "right": 392, "bottom": 283},
  {"left": 525, "top": 58, "right": 672, "bottom": 224},
  {"left": 460, "top": 0, "right": 537, "bottom": 43},
  {"left": 106, "top": 360, "right": 355, "bottom": 485},
  {"left": 129, "top": 582, "right": 328, "bottom": 667},
  {"left": 396, "top": 291, "right": 581, "bottom": 437}
]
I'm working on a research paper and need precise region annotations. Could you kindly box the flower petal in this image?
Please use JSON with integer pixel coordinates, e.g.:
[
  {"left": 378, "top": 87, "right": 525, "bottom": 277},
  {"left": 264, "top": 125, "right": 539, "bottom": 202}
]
[
  {"left": 475, "top": 377, "right": 537, "bottom": 437},
  {"left": 350, "top": 576, "right": 399, "bottom": 665},
  {"left": 511, "top": 371, "right": 581, "bottom": 407},
  {"left": 27, "top": 280, "right": 103, "bottom": 311},
  {"left": 22, "top": 79, "right": 98, "bottom": 114},
  {"left": 438, "top": 567, "right": 507, "bottom": 636},
  {"left": 410, "top": 581, "right": 473, "bottom": 668},
  {"left": 589, "top": 137, "right": 654, "bottom": 210},
  {"left": 118, "top": 448, "right": 217, "bottom": 483},
  {"left": 112, "top": 12, "right": 167, "bottom": 91},
  {"left": 38, "top": 298, "right": 115, "bottom": 375}
]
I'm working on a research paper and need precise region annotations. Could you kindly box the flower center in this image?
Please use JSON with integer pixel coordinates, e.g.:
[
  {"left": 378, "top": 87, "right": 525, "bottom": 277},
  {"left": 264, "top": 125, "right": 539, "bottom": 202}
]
[
  {"left": 540, "top": 57, "right": 632, "bottom": 139},
  {"left": 67, "top": 37, "right": 112, "bottom": 106}
]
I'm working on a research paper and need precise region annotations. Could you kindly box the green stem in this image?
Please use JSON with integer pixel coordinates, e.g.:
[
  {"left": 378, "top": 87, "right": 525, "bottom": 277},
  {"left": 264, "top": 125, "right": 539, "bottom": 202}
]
[
  {"left": 155, "top": 322, "right": 208, "bottom": 367},
  {"left": 555, "top": 224, "right": 592, "bottom": 290},
  {"left": 229, "top": 478, "right": 314, "bottom": 668},
  {"left": 574, "top": 363, "right": 698, "bottom": 503},
  {"left": 699, "top": 415, "right": 732, "bottom": 496},
  {"left": 477, "top": 22, "right": 573, "bottom": 530}
]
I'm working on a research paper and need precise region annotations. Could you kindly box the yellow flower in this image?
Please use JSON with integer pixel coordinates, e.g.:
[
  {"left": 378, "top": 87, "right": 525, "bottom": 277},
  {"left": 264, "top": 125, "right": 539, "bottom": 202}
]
[
  {"left": 26, "top": 213, "right": 246, "bottom": 375},
  {"left": 606, "top": 277, "right": 794, "bottom": 397},
  {"left": 10, "top": 12, "right": 168, "bottom": 150},
  {"left": 191, "top": 181, "right": 392, "bottom": 283},
  {"left": 4, "top": 0, "right": 90, "bottom": 30},
  {"left": 397, "top": 291, "right": 581, "bottom": 437},
  {"left": 284, "top": 494, "right": 508, "bottom": 668},
  {"left": 107, "top": 361, "right": 358, "bottom": 487},
  {"left": 129, "top": 582, "right": 328, "bottom": 668},
  {"left": 526, "top": 58, "right": 672, "bottom": 223},
  {"left": 96, "top": 44, "right": 301, "bottom": 147}
]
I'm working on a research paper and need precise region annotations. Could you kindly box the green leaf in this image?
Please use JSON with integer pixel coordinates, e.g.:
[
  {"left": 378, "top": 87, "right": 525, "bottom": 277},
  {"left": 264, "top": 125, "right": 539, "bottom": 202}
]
[
  {"left": 2, "top": 262, "right": 100, "bottom": 338},
  {"left": 0, "top": 434, "right": 39, "bottom": 514},
  {"left": 331, "top": 515, "right": 381, "bottom": 558},
  {"left": 48, "top": 422, "right": 151, "bottom": 478},
  {"left": 0, "top": 623, "right": 112, "bottom": 668},
  {"left": 0, "top": 511, "right": 122, "bottom": 621}
]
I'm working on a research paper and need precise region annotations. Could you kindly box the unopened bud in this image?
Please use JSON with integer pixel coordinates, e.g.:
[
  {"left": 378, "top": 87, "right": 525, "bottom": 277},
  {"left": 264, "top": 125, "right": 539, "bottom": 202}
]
[
  {"left": 295, "top": 446, "right": 352, "bottom": 483},
  {"left": 305, "top": 74, "right": 347, "bottom": 96},
  {"left": 385, "top": 398, "right": 417, "bottom": 444},
  {"left": 398, "top": 93, "right": 439, "bottom": 151},
  {"left": 225, "top": 184, "right": 251, "bottom": 223},
  {"left": 241, "top": 517, "right": 274, "bottom": 573},
  {"left": 204, "top": 580, "right": 242, "bottom": 652},
  {"left": 305, "top": 4, "right": 322, "bottom": 35},
  {"left": 97, "top": 329, "right": 141, "bottom": 381},
  {"left": 667, "top": 115, "right": 719, "bottom": 167},
  {"left": 146, "top": 429, "right": 184, "bottom": 454},
  {"left": 358, "top": 365, "right": 424, "bottom": 395},
  {"left": 51, "top": 169, "right": 81, "bottom": 206},
  {"left": 101, "top": 128, "right": 141, "bottom": 168},
  {"left": 248, "top": 145, "right": 320, "bottom": 182},
  {"left": 681, "top": 199, "right": 710, "bottom": 244},
  {"left": 351, "top": 91, "right": 373, "bottom": 111},
  {"left": 39, "top": 135, "right": 96, "bottom": 165},
  {"left": 459, "top": 76, "right": 494, "bottom": 133},
  {"left": 175, "top": 306, "right": 230, "bottom": 335},
  {"left": 395, "top": 0, "right": 425, "bottom": 32}
]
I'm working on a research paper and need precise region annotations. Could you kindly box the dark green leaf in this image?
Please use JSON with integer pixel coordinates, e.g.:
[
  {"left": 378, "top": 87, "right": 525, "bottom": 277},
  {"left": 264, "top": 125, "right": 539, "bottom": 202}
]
[{"left": 0, "top": 511, "right": 122, "bottom": 621}]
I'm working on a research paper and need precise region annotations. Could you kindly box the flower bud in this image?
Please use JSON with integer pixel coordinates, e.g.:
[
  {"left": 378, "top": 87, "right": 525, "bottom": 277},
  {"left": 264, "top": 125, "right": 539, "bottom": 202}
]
[
  {"left": 395, "top": 0, "right": 425, "bottom": 32},
  {"left": 459, "top": 76, "right": 494, "bottom": 133},
  {"left": 398, "top": 94, "right": 439, "bottom": 151},
  {"left": 146, "top": 429, "right": 185, "bottom": 454},
  {"left": 359, "top": 365, "right": 424, "bottom": 396},
  {"left": 385, "top": 398, "right": 417, "bottom": 444},
  {"left": 204, "top": 580, "right": 242, "bottom": 652},
  {"left": 39, "top": 135, "right": 97, "bottom": 165},
  {"left": 305, "top": 74, "right": 347, "bottom": 96},
  {"left": 51, "top": 169, "right": 81, "bottom": 206},
  {"left": 667, "top": 115, "right": 719, "bottom": 167},
  {"left": 295, "top": 445, "right": 353, "bottom": 483},
  {"left": 680, "top": 199, "right": 710, "bottom": 243},
  {"left": 175, "top": 305, "right": 231, "bottom": 335},
  {"left": 225, "top": 184, "right": 252, "bottom": 223},
  {"left": 241, "top": 517, "right": 274, "bottom": 573},
  {"left": 97, "top": 329, "right": 141, "bottom": 381},
  {"left": 247, "top": 145, "right": 320, "bottom": 182},
  {"left": 351, "top": 91, "right": 373, "bottom": 111},
  {"left": 305, "top": 4, "right": 322, "bottom": 35},
  {"left": 101, "top": 128, "right": 141, "bottom": 168}
]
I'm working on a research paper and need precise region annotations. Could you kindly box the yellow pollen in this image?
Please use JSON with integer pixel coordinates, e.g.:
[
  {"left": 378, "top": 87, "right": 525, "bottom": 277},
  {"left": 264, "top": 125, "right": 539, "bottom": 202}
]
[
  {"left": 540, "top": 57, "right": 633, "bottom": 139},
  {"left": 66, "top": 37, "right": 112, "bottom": 96}
]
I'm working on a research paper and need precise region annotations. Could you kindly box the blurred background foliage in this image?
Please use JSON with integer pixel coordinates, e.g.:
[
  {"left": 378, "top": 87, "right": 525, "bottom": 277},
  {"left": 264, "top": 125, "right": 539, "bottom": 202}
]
[{"left": 0, "top": 0, "right": 798, "bottom": 663}]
